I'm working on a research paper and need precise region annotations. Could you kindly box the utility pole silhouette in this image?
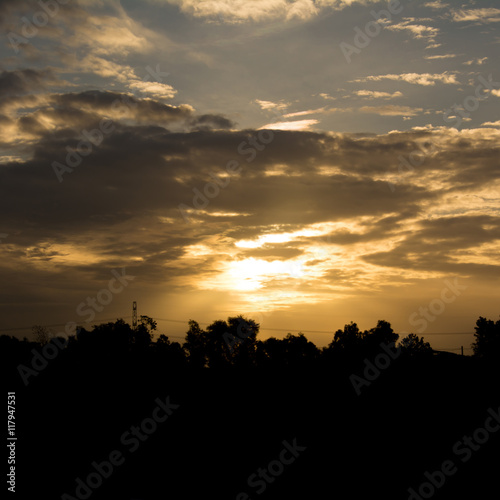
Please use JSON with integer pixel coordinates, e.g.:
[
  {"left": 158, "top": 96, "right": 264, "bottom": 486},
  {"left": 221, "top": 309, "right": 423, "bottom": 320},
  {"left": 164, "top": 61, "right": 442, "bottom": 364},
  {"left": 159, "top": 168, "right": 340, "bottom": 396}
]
[{"left": 132, "top": 301, "right": 137, "bottom": 330}]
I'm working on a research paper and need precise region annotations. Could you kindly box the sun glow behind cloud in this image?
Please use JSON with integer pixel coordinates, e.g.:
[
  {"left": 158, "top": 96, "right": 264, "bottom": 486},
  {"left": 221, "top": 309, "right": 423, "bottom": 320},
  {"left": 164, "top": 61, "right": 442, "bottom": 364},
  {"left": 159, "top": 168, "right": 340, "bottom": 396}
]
[{"left": 177, "top": 218, "right": 423, "bottom": 310}]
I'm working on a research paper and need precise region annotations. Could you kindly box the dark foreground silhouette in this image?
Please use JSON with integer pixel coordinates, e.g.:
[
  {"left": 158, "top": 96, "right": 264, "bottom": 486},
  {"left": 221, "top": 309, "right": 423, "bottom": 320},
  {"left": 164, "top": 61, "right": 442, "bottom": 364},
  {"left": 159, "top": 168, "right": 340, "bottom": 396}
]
[{"left": 3, "top": 315, "right": 500, "bottom": 499}]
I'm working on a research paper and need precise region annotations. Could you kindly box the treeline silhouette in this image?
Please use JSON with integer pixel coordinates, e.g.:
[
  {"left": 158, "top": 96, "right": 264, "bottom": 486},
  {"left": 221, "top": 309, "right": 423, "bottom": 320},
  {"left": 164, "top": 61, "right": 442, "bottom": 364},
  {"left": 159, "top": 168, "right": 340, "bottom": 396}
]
[
  {"left": 5, "top": 314, "right": 499, "bottom": 371},
  {"left": 3, "top": 315, "right": 500, "bottom": 499}
]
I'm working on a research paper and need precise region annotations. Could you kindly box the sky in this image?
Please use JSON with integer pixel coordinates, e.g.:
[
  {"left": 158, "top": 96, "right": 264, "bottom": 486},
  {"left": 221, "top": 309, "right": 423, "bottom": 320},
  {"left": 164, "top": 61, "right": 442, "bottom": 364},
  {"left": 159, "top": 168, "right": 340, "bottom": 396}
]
[{"left": 0, "top": 0, "right": 499, "bottom": 351}]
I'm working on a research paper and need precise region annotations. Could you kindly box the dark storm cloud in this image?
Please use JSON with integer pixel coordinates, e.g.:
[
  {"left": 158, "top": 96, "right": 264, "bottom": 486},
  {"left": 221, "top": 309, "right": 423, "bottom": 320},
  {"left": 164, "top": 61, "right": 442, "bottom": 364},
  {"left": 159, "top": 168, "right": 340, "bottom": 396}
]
[
  {"left": 188, "top": 113, "right": 235, "bottom": 131},
  {"left": 0, "top": 68, "right": 55, "bottom": 96},
  {"left": 203, "top": 172, "right": 430, "bottom": 228},
  {"left": 54, "top": 90, "right": 195, "bottom": 124},
  {"left": 0, "top": 121, "right": 484, "bottom": 241}
]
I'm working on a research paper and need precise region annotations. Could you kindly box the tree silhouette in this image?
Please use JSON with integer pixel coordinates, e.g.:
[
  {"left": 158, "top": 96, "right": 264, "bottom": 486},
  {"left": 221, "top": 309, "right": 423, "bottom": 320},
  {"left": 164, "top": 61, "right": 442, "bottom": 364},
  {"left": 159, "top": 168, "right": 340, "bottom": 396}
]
[
  {"left": 157, "top": 334, "right": 170, "bottom": 345},
  {"left": 283, "top": 333, "right": 319, "bottom": 365},
  {"left": 256, "top": 336, "right": 284, "bottom": 367},
  {"left": 364, "top": 320, "right": 399, "bottom": 348},
  {"left": 6, "top": 311, "right": 500, "bottom": 500},
  {"left": 323, "top": 320, "right": 399, "bottom": 361},
  {"left": 133, "top": 315, "right": 155, "bottom": 348},
  {"left": 182, "top": 316, "right": 259, "bottom": 369},
  {"left": 32, "top": 325, "right": 50, "bottom": 345},
  {"left": 471, "top": 315, "right": 500, "bottom": 357},
  {"left": 183, "top": 319, "right": 207, "bottom": 368},
  {"left": 256, "top": 333, "right": 318, "bottom": 368},
  {"left": 139, "top": 315, "right": 157, "bottom": 332},
  {"left": 225, "top": 316, "right": 259, "bottom": 367},
  {"left": 328, "top": 321, "right": 363, "bottom": 352},
  {"left": 88, "top": 318, "right": 133, "bottom": 353},
  {"left": 398, "top": 333, "right": 432, "bottom": 356},
  {"left": 153, "top": 334, "right": 186, "bottom": 369}
]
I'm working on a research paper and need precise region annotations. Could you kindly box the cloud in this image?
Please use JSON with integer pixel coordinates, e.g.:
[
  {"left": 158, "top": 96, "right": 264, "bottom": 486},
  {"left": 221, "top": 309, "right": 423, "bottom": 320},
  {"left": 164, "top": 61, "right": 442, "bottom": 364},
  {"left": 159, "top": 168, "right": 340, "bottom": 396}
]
[
  {"left": 360, "top": 105, "right": 423, "bottom": 117},
  {"left": 283, "top": 107, "right": 327, "bottom": 118},
  {"left": 1, "top": 0, "right": 156, "bottom": 58},
  {"left": 451, "top": 8, "right": 500, "bottom": 23},
  {"left": 2, "top": 101, "right": 500, "bottom": 325},
  {"left": 154, "top": 0, "right": 389, "bottom": 23},
  {"left": 354, "top": 90, "right": 403, "bottom": 99},
  {"left": 166, "top": 0, "right": 318, "bottom": 23},
  {"left": 53, "top": 90, "right": 196, "bottom": 125},
  {"left": 70, "top": 55, "right": 177, "bottom": 100},
  {"left": 128, "top": 80, "right": 177, "bottom": 100},
  {"left": 0, "top": 84, "right": 236, "bottom": 150},
  {"left": 0, "top": 0, "right": 179, "bottom": 105},
  {"left": 463, "top": 57, "right": 488, "bottom": 66},
  {"left": 286, "top": 0, "right": 318, "bottom": 20},
  {"left": 481, "top": 121, "right": 500, "bottom": 127},
  {"left": 424, "top": 1, "right": 449, "bottom": 9},
  {"left": 385, "top": 19, "right": 439, "bottom": 47},
  {"left": 424, "top": 54, "right": 457, "bottom": 60},
  {"left": 363, "top": 215, "right": 500, "bottom": 276},
  {"left": 314, "top": 0, "right": 379, "bottom": 8},
  {"left": 254, "top": 99, "right": 290, "bottom": 112},
  {"left": 259, "top": 119, "right": 319, "bottom": 130},
  {"left": 0, "top": 68, "right": 57, "bottom": 97},
  {"left": 2, "top": 0, "right": 500, "bottom": 331},
  {"left": 188, "top": 114, "right": 235, "bottom": 130},
  {"left": 73, "top": 54, "right": 137, "bottom": 83},
  {"left": 72, "top": 13, "right": 153, "bottom": 56},
  {"left": 354, "top": 73, "right": 459, "bottom": 86}
]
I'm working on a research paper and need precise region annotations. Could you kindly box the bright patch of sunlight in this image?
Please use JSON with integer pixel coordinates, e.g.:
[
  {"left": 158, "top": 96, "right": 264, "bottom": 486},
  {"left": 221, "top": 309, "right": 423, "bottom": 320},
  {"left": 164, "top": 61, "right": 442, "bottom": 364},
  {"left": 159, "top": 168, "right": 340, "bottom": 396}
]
[
  {"left": 235, "top": 228, "right": 323, "bottom": 249},
  {"left": 226, "top": 258, "right": 307, "bottom": 291}
]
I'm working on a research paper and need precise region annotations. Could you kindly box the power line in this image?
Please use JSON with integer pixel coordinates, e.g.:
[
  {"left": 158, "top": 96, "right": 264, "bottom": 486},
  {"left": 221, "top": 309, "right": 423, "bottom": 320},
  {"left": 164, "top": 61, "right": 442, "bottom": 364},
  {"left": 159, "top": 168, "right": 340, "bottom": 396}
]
[
  {"left": 0, "top": 316, "right": 133, "bottom": 334},
  {"left": 421, "top": 332, "right": 473, "bottom": 336},
  {"left": 1, "top": 317, "right": 473, "bottom": 353},
  {"left": 154, "top": 317, "right": 340, "bottom": 334},
  {"left": 1, "top": 315, "right": 475, "bottom": 338},
  {"left": 155, "top": 318, "right": 473, "bottom": 336}
]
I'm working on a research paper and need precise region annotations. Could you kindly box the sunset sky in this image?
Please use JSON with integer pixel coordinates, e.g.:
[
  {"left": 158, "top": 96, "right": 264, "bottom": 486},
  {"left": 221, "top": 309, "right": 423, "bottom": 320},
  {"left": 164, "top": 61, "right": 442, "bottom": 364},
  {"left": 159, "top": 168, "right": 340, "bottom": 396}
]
[{"left": 1, "top": 0, "right": 499, "bottom": 351}]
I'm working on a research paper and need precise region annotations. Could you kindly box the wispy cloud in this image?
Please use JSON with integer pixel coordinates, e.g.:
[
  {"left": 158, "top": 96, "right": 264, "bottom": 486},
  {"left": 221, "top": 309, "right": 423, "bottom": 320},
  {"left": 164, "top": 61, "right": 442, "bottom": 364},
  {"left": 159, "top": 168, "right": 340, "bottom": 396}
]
[
  {"left": 354, "top": 90, "right": 403, "bottom": 99},
  {"left": 424, "top": 54, "right": 457, "bottom": 60},
  {"left": 354, "top": 73, "right": 459, "bottom": 86},
  {"left": 424, "top": 1, "right": 449, "bottom": 9},
  {"left": 254, "top": 99, "right": 290, "bottom": 112},
  {"left": 385, "top": 18, "right": 440, "bottom": 47},
  {"left": 259, "top": 119, "right": 319, "bottom": 130},
  {"left": 481, "top": 120, "right": 500, "bottom": 127},
  {"left": 129, "top": 80, "right": 177, "bottom": 99},
  {"left": 360, "top": 105, "right": 423, "bottom": 117},
  {"left": 156, "top": 0, "right": 388, "bottom": 23},
  {"left": 283, "top": 107, "right": 328, "bottom": 118},
  {"left": 162, "top": 0, "right": 319, "bottom": 23},
  {"left": 463, "top": 57, "right": 488, "bottom": 66},
  {"left": 451, "top": 8, "right": 500, "bottom": 23}
]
